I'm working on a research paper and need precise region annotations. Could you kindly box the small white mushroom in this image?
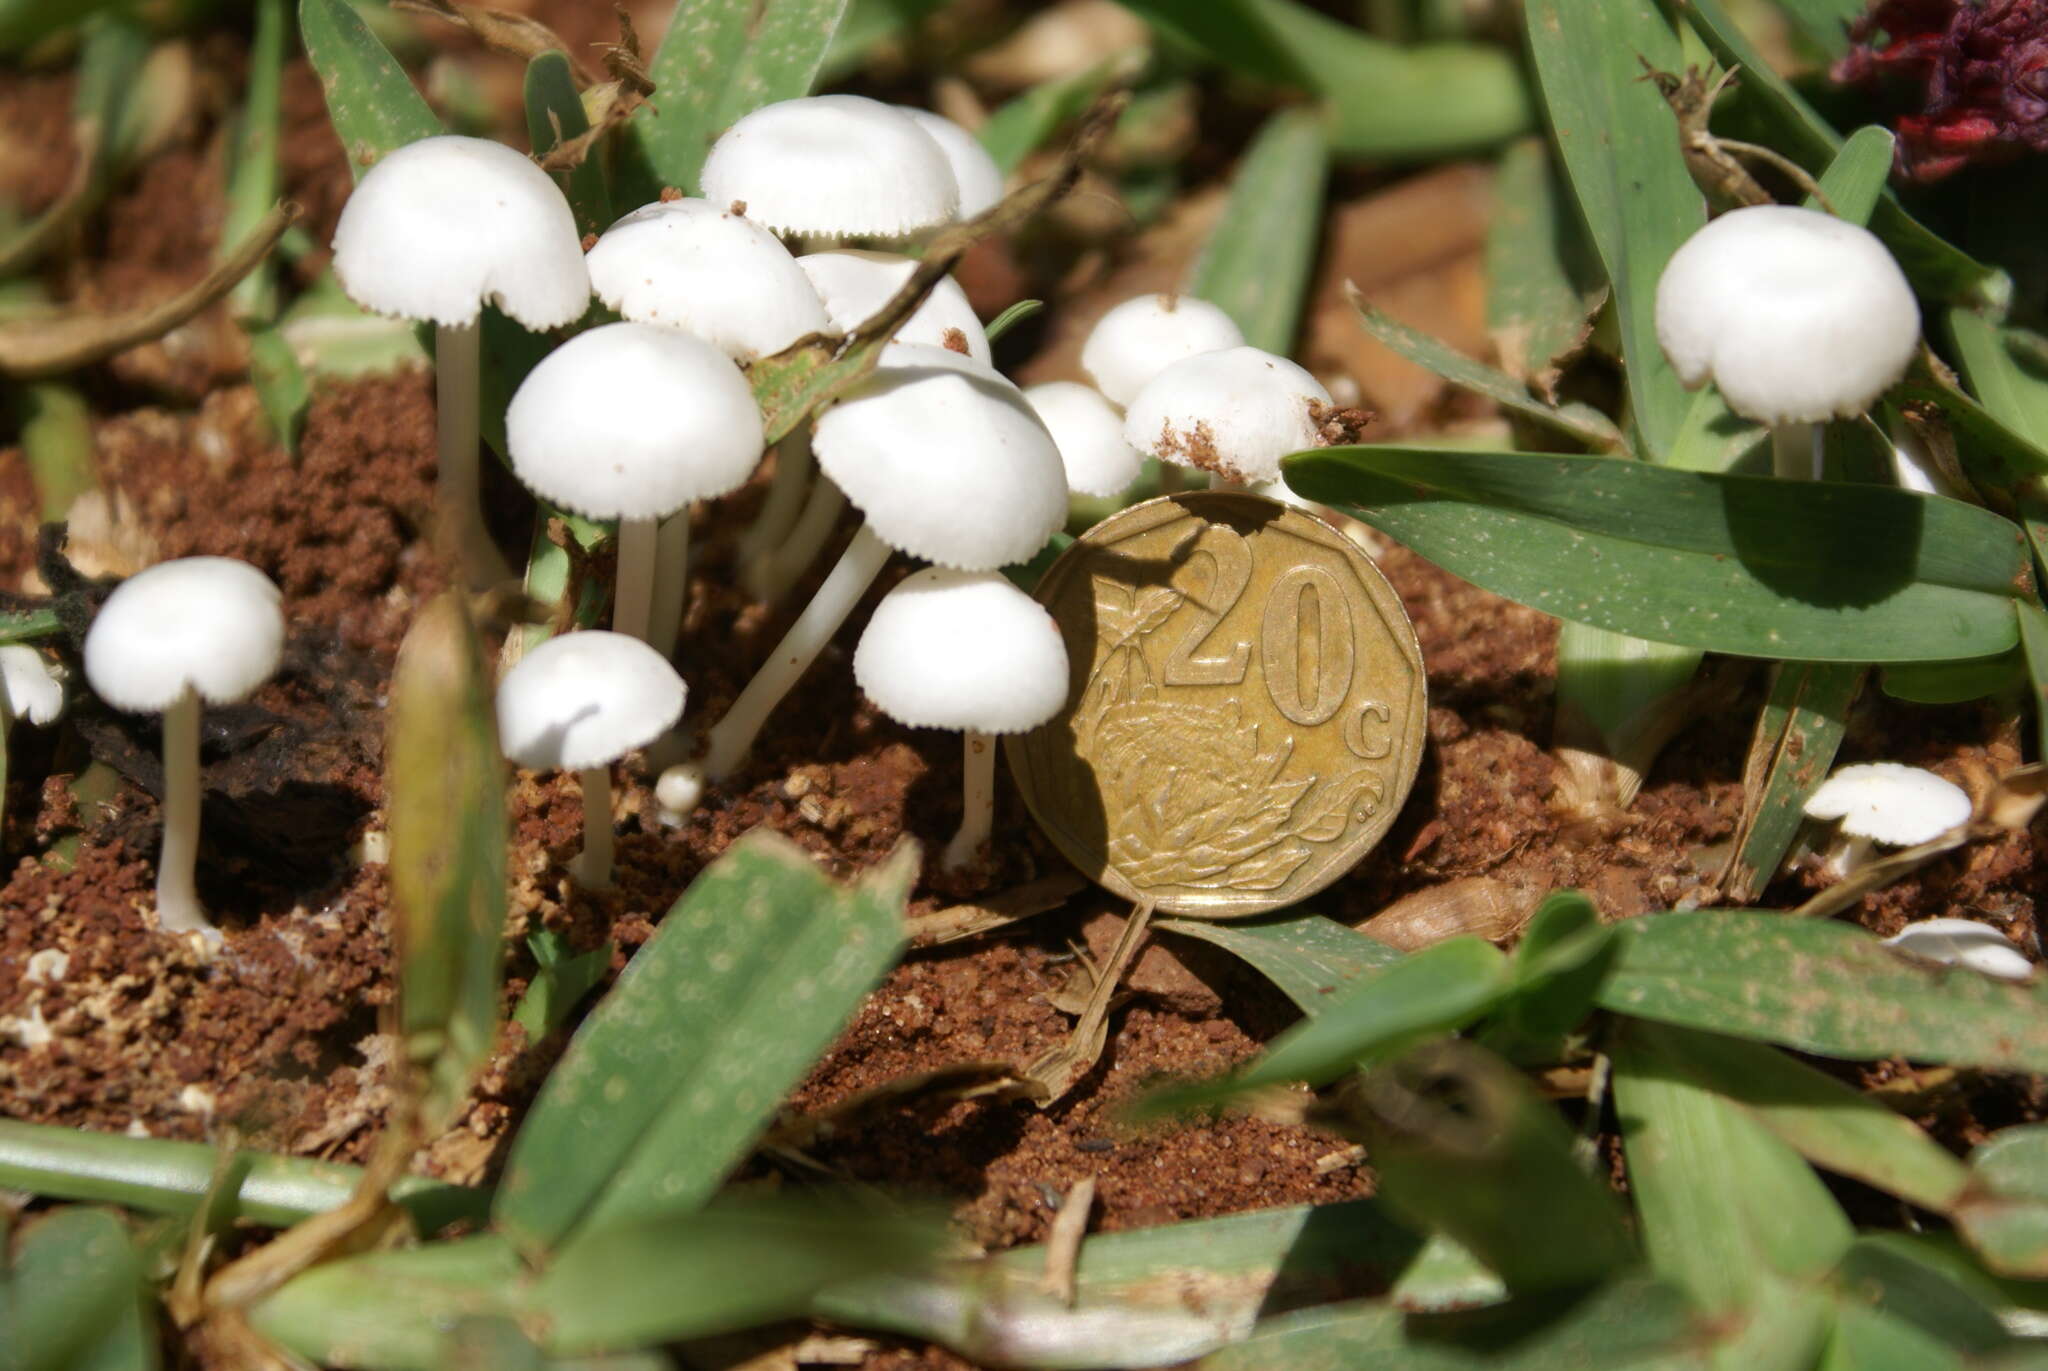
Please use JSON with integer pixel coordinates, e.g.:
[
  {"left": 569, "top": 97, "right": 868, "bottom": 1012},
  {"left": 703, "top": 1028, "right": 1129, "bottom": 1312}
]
[
  {"left": 1123, "top": 345, "right": 1332, "bottom": 486},
  {"left": 83, "top": 557, "right": 285, "bottom": 941},
  {"left": 798, "top": 249, "right": 992, "bottom": 364},
  {"left": 1023, "top": 381, "right": 1143, "bottom": 497},
  {"left": 700, "top": 95, "right": 960, "bottom": 240},
  {"left": 894, "top": 106, "right": 1005, "bottom": 220},
  {"left": 506, "top": 322, "right": 764, "bottom": 648},
  {"left": 1802, "top": 761, "right": 1972, "bottom": 877},
  {"left": 1653, "top": 205, "right": 1920, "bottom": 480},
  {"left": 855, "top": 569, "right": 1068, "bottom": 869},
  {"left": 1080, "top": 293, "right": 1245, "bottom": 407},
  {"left": 586, "top": 198, "right": 831, "bottom": 363},
  {"left": 1884, "top": 918, "right": 2032, "bottom": 981},
  {"left": 660, "top": 345, "right": 1065, "bottom": 816},
  {"left": 497, "top": 630, "right": 686, "bottom": 888},
  {"left": 332, "top": 135, "right": 591, "bottom": 585},
  {"left": 0, "top": 644, "right": 65, "bottom": 744}
]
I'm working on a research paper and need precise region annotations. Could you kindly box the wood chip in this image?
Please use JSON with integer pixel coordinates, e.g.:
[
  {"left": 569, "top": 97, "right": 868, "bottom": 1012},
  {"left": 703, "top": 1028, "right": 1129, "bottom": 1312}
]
[{"left": 1038, "top": 1174, "right": 1098, "bottom": 1306}]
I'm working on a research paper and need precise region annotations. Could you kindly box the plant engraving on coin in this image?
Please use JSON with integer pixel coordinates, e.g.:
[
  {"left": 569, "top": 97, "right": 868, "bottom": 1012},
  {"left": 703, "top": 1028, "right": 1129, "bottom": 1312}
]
[{"left": 1010, "top": 492, "right": 1426, "bottom": 918}]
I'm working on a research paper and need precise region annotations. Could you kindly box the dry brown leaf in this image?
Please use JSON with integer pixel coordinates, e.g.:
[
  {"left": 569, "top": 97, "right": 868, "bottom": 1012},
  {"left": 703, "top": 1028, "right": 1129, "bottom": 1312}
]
[{"left": 1357, "top": 876, "right": 1543, "bottom": 951}]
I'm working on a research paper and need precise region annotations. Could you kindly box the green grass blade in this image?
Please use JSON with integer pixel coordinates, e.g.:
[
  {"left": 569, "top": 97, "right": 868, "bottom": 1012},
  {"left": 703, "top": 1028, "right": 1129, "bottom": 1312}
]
[
  {"left": 983, "top": 298, "right": 1042, "bottom": 343},
  {"left": 1155, "top": 911, "right": 1401, "bottom": 1016},
  {"left": 626, "top": 0, "right": 850, "bottom": 202},
  {"left": 1949, "top": 308, "right": 2048, "bottom": 454},
  {"left": 1625, "top": 1023, "right": 1970, "bottom": 1213},
  {"left": 1284, "top": 445, "right": 2032, "bottom": 662},
  {"left": 1612, "top": 1022, "right": 1854, "bottom": 1319},
  {"left": 248, "top": 1234, "right": 524, "bottom": 1370},
  {"left": 1672, "top": 0, "right": 2008, "bottom": 312},
  {"left": 1833, "top": 1239, "right": 2014, "bottom": 1359},
  {"left": 16, "top": 380, "right": 98, "bottom": 520},
  {"left": 247, "top": 324, "right": 310, "bottom": 458},
  {"left": 1882, "top": 652, "right": 2024, "bottom": 705},
  {"left": 223, "top": 0, "right": 286, "bottom": 322},
  {"left": 299, "top": 0, "right": 441, "bottom": 177},
  {"left": 1773, "top": 0, "right": 1867, "bottom": 60},
  {"left": 6, "top": 1208, "right": 157, "bottom": 1371},
  {"left": 387, "top": 593, "right": 509, "bottom": 1134},
  {"left": 1121, "top": 0, "right": 1529, "bottom": 159},
  {"left": 2020, "top": 600, "right": 2048, "bottom": 762},
  {"left": 1721, "top": 662, "right": 1862, "bottom": 904},
  {"left": 1196, "top": 1278, "right": 1704, "bottom": 1371},
  {"left": 1809, "top": 125, "right": 1895, "bottom": 225},
  {"left": 511, "top": 929, "right": 611, "bottom": 1040},
  {"left": 495, "top": 833, "right": 914, "bottom": 1256},
  {"left": 0, "top": 1118, "right": 488, "bottom": 1231},
  {"left": 978, "top": 57, "right": 1134, "bottom": 176},
  {"left": 1185, "top": 107, "right": 1327, "bottom": 356},
  {"left": 1353, "top": 1040, "right": 1637, "bottom": 1292},
  {"left": 1958, "top": 1126, "right": 2048, "bottom": 1278},
  {"left": 1484, "top": 138, "right": 1606, "bottom": 398},
  {"left": 1523, "top": 0, "right": 1700, "bottom": 461},
  {"left": 525, "top": 50, "right": 609, "bottom": 238},
  {"left": 1351, "top": 302, "right": 1623, "bottom": 452},
  {"left": 1552, "top": 622, "right": 1703, "bottom": 800},
  {"left": 1599, "top": 911, "right": 2048, "bottom": 1073},
  {"left": 510, "top": 507, "right": 611, "bottom": 660}
]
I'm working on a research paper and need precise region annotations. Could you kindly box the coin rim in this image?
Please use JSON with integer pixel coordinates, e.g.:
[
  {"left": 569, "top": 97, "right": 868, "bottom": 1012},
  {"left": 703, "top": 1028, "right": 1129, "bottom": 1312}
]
[{"left": 1005, "top": 491, "right": 1428, "bottom": 918}]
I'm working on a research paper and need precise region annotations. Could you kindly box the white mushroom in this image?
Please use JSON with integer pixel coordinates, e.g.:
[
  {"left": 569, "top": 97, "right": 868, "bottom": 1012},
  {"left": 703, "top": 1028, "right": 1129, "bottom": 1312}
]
[
  {"left": 1884, "top": 918, "right": 2032, "bottom": 981},
  {"left": 1024, "top": 381, "right": 1143, "bottom": 497},
  {"left": 1653, "top": 204, "right": 1920, "bottom": 480},
  {"left": 659, "top": 344, "right": 1065, "bottom": 817},
  {"left": 1080, "top": 293, "right": 1245, "bottom": 407},
  {"left": 331, "top": 135, "right": 591, "bottom": 586},
  {"left": 585, "top": 198, "right": 830, "bottom": 363},
  {"left": 497, "top": 630, "right": 686, "bottom": 888},
  {"left": 894, "top": 106, "right": 1005, "bottom": 220},
  {"left": 506, "top": 322, "right": 763, "bottom": 649},
  {"left": 797, "top": 250, "right": 992, "bottom": 364},
  {"left": 0, "top": 644, "right": 65, "bottom": 732},
  {"left": 1802, "top": 761, "right": 1972, "bottom": 877},
  {"left": 83, "top": 557, "right": 285, "bottom": 942},
  {"left": 1123, "top": 345, "right": 1332, "bottom": 486},
  {"left": 700, "top": 95, "right": 960, "bottom": 240},
  {"left": 855, "top": 568, "right": 1068, "bottom": 869}
]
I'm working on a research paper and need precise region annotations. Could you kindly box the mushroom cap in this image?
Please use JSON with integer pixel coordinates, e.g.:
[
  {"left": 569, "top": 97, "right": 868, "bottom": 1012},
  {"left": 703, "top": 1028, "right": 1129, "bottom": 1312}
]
[
  {"left": 496, "top": 630, "right": 687, "bottom": 772},
  {"left": 1023, "top": 381, "right": 1142, "bottom": 496},
  {"left": 700, "top": 95, "right": 959, "bottom": 239},
  {"left": 894, "top": 106, "right": 1005, "bottom": 219},
  {"left": 1802, "top": 761, "right": 1971, "bottom": 846},
  {"left": 1884, "top": 918, "right": 2032, "bottom": 981},
  {"left": 585, "top": 198, "right": 830, "bottom": 362},
  {"left": 331, "top": 135, "right": 590, "bottom": 331},
  {"left": 1080, "top": 293, "right": 1246, "bottom": 406},
  {"left": 0, "top": 645, "right": 63, "bottom": 726},
  {"left": 506, "top": 322, "right": 765, "bottom": 520},
  {"left": 1654, "top": 204, "right": 1921, "bottom": 424},
  {"left": 797, "top": 249, "right": 991, "bottom": 365},
  {"left": 84, "top": 557, "right": 284, "bottom": 713},
  {"left": 1123, "top": 345, "right": 1332, "bottom": 484},
  {"left": 854, "top": 568, "right": 1068, "bottom": 733},
  {"left": 812, "top": 343, "right": 1067, "bottom": 570}
]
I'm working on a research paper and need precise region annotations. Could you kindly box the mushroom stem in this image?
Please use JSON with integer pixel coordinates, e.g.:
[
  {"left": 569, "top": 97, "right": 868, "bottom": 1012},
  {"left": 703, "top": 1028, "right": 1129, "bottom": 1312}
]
[
  {"left": 697, "top": 522, "right": 892, "bottom": 783},
  {"left": 943, "top": 731, "right": 997, "bottom": 871},
  {"left": 434, "top": 322, "right": 506, "bottom": 588},
  {"left": 749, "top": 473, "right": 847, "bottom": 604},
  {"left": 648, "top": 511, "right": 690, "bottom": 659},
  {"left": 155, "top": 686, "right": 213, "bottom": 938},
  {"left": 576, "top": 765, "right": 615, "bottom": 888},
  {"left": 738, "top": 432, "right": 815, "bottom": 581},
  {"left": 1771, "top": 421, "right": 1822, "bottom": 481},
  {"left": 612, "top": 515, "right": 659, "bottom": 643}
]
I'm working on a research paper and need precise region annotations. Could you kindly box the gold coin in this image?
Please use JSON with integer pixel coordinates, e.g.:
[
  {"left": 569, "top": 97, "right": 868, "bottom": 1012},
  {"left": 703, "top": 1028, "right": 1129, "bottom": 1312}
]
[{"left": 1007, "top": 492, "right": 1426, "bottom": 919}]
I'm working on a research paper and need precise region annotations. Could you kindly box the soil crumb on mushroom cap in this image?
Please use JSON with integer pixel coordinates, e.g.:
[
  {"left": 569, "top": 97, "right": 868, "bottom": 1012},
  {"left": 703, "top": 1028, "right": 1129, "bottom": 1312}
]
[
  {"left": 1080, "top": 292, "right": 1246, "bottom": 406},
  {"left": 812, "top": 342, "right": 1067, "bottom": 570},
  {"left": 1803, "top": 761, "right": 1972, "bottom": 846},
  {"left": 700, "top": 95, "right": 960, "bottom": 239},
  {"left": 330, "top": 135, "right": 590, "bottom": 331},
  {"left": 83, "top": 557, "right": 285, "bottom": 711},
  {"left": 1653, "top": 204, "right": 1920, "bottom": 424},
  {"left": 854, "top": 568, "right": 1068, "bottom": 733},
  {"left": 585, "top": 197, "right": 829, "bottom": 362},
  {"left": 1122, "top": 345, "right": 1333, "bottom": 484},
  {"left": 496, "top": 630, "right": 687, "bottom": 772}
]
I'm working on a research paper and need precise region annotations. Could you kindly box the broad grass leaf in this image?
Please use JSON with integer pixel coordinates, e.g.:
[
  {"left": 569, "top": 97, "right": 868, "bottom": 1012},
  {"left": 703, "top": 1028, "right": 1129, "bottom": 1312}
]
[
  {"left": 1284, "top": 445, "right": 2032, "bottom": 662},
  {"left": 298, "top": 0, "right": 441, "bottom": 178},
  {"left": 1186, "top": 107, "right": 1327, "bottom": 356},
  {"left": 248, "top": 1234, "right": 524, "bottom": 1370},
  {"left": 1772, "top": 0, "right": 1870, "bottom": 60},
  {"left": 1155, "top": 911, "right": 1401, "bottom": 1016},
  {"left": 386, "top": 593, "right": 508, "bottom": 1134},
  {"left": 2020, "top": 601, "right": 2048, "bottom": 763},
  {"left": 494, "top": 832, "right": 914, "bottom": 1255},
  {"left": 5, "top": 1207, "right": 156, "bottom": 1371},
  {"left": 1958, "top": 1126, "right": 2048, "bottom": 1278},
  {"left": 1832, "top": 1238, "right": 2014, "bottom": 1358},
  {"left": 1485, "top": 138, "right": 1605, "bottom": 399},
  {"left": 1810, "top": 126, "right": 1896, "bottom": 225},
  {"left": 1599, "top": 912, "right": 2048, "bottom": 1072}
]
